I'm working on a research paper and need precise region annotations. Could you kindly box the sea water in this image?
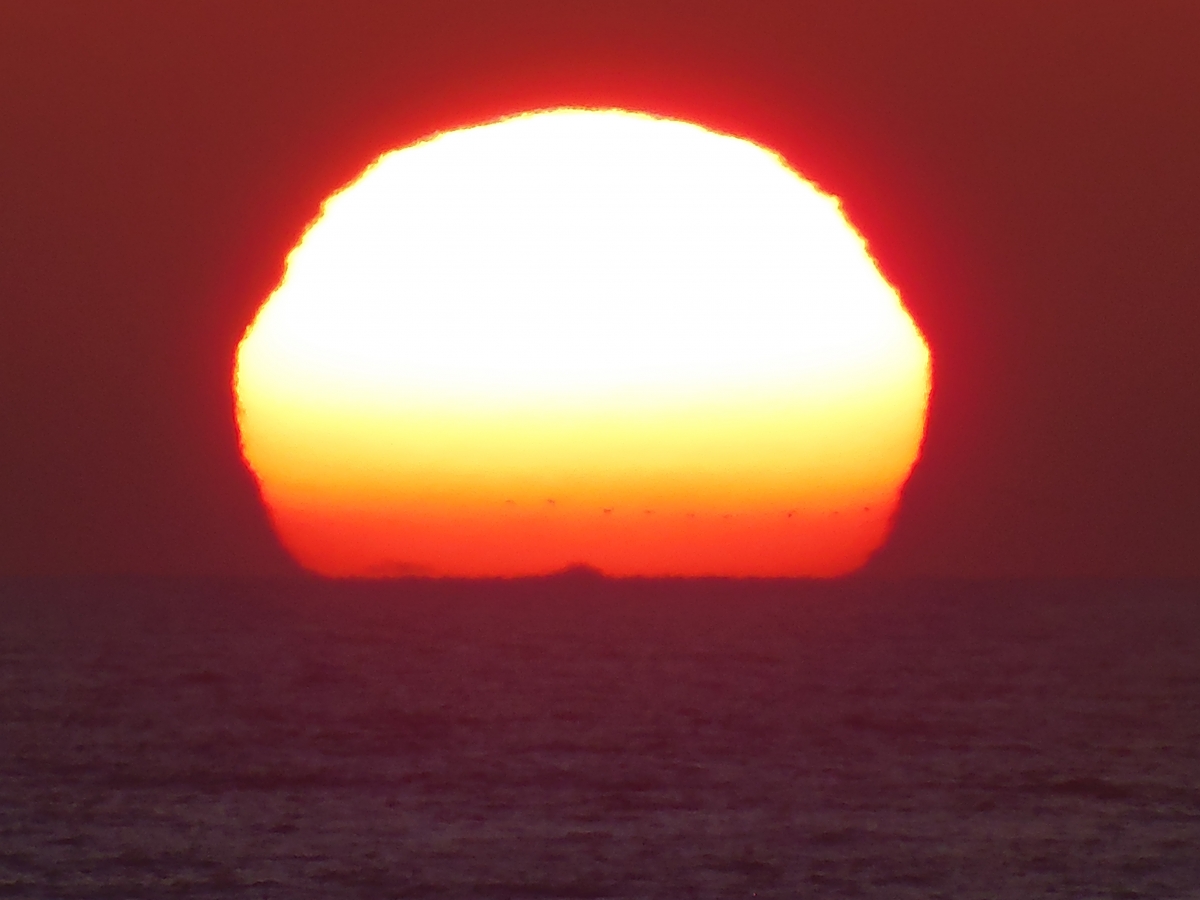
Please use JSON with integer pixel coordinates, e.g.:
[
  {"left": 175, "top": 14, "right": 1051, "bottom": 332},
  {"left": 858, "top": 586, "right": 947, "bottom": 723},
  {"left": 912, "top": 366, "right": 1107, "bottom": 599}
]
[{"left": 1, "top": 576, "right": 1198, "bottom": 898}]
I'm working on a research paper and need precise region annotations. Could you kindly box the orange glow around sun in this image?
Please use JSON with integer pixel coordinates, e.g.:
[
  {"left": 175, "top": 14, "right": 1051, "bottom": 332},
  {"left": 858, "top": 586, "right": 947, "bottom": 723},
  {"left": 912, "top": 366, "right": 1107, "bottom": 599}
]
[{"left": 235, "top": 108, "right": 931, "bottom": 577}]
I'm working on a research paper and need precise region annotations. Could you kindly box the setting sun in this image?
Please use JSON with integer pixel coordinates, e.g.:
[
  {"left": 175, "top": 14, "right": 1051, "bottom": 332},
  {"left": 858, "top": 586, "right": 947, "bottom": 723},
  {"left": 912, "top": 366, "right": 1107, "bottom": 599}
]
[{"left": 235, "top": 108, "right": 930, "bottom": 577}]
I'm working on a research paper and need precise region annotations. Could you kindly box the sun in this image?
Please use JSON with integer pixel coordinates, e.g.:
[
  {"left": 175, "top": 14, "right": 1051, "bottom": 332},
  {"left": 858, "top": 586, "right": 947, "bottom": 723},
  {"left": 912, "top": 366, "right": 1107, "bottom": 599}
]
[{"left": 235, "top": 108, "right": 931, "bottom": 577}]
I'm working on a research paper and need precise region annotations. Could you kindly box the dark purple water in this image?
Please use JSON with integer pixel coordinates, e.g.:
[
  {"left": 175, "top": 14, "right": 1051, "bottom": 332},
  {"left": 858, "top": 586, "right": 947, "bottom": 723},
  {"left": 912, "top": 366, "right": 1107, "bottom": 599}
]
[{"left": 1, "top": 576, "right": 1198, "bottom": 898}]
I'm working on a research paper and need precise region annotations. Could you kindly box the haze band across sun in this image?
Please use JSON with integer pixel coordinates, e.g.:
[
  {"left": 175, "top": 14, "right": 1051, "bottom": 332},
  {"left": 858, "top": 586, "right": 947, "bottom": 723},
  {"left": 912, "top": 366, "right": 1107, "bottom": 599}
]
[{"left": 235, "top": 108, "right": 931, "bottom": 577}]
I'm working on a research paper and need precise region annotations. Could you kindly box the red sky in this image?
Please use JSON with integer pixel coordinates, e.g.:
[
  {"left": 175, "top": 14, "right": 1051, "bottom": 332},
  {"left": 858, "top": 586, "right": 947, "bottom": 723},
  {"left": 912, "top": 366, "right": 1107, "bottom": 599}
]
[{"left": 2, "top": 0, "right": 1198, "bottom": 578}]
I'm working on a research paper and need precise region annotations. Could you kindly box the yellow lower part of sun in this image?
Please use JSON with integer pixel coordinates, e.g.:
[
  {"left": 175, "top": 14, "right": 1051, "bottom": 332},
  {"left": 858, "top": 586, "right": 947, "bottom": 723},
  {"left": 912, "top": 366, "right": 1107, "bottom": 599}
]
[
  {"left": 235, "top": 108, "right": 931, "bottom": 577},
  {"left": 241, "top": 379, "right": 925, "bottom": 576}
]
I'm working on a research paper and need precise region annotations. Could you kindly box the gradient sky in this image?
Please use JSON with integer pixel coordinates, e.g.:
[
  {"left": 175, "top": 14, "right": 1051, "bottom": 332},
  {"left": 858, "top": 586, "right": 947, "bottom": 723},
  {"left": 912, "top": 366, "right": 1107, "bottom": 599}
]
[{"left": 2, "top": 0, "right": 1198, "bottom": 577}]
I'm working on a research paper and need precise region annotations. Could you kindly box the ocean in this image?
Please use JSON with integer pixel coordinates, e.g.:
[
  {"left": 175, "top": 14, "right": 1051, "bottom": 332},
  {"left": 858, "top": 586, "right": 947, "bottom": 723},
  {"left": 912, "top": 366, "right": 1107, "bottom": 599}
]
[{"left": 1, "top": 576, "right": 1198, "bottom": 898}]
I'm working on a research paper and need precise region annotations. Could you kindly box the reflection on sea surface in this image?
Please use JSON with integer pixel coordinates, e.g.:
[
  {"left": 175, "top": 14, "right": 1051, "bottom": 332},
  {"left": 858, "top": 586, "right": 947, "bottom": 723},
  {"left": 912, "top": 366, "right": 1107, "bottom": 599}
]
[{"left": 0, "top": 577, "right": 1197, "bottom": 898}]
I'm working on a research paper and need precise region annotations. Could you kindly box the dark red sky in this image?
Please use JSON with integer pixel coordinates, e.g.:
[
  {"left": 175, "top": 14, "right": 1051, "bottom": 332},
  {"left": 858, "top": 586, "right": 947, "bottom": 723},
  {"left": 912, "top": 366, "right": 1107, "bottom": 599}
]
[{"left": 2, "top": 1, "right": 1198, "bottom": 577}]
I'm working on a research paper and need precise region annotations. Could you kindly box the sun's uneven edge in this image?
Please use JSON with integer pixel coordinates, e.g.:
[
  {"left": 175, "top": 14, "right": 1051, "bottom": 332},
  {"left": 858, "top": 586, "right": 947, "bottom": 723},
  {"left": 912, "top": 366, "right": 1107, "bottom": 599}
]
[{"left": 235, "top": 108, "right": 931, "bottom": 578}]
